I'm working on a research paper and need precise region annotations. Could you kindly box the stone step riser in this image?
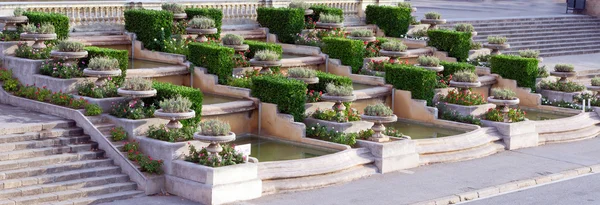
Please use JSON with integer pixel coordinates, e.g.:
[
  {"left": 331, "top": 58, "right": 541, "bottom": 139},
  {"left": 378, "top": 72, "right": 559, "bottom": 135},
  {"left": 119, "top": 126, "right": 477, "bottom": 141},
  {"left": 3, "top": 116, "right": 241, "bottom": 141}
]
[
  {"left": 476, "top": 26, "right": 600, "bottom": 35},
  {"left": 506, "top": 38, "right": 600, "bottom": 46},
  {"left": 0, "top": 175, "right": 129, "bottom": 199},
  {"left": 475, "top": 35, "right": 600, "bottom": 43},
  {"left": 1, "top": 167, "right": 121, "bottom": 190},
  {"left": 448, "top": 19, "right": 600, "bottom": 27},
  {"left": 448, "top": 16, "right": 597, "bottom": 23},
  {"left": 474, "top": 29, "right": 600, "bottom": 39},
  {"left": 0, "top": 144, "right": 97, "bottom": 162},
  {"left": 471, "top": 23, "right": 600, "bottom": 32},
  {"left": 505, "top": 44, "right": 600, "bottom": 53},
  {"left": 0, "top": 136, "right": 91, "bottom": 153},
  {"left": 0, "top": 151, "right": 104, "bottom": 172},
  {"left": 0, "top": 128, "right": 84, "bottom": 144},
  {"left": 8, "top": 183, "right": 137, "bottom": 205},
  {"left": 506, "top": 42, "right": 600, "bottom": 51},
  {"left": 538, "top": 49, "right": 600, "bottom": 57},
  {"left": 51, "top": 190, "right": 145, "bottom": 205},
  {"left": 0, "top": 159, "right": 114, "bottom": 180}
]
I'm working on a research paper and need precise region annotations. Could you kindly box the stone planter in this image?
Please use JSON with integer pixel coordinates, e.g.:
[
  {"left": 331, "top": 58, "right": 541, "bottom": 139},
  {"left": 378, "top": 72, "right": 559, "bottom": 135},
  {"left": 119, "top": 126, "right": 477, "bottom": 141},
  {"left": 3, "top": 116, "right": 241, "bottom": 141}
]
[
  {"left": 3, "top": 56, "right": 44, "bottom": 86},
  {"left": 193, "top": 132, "right": 236, "bottom": 156},
  {"left": 587, "top": 85, "right": 600, "bottom": 95},
  {"left": 356, "top": 139, "right": 419, "bottom": 173},
  {"left": 288, "top": 76, "right": 319, "bottom": 84},
  {"left": 360, "top": 114, "right": 398, "bottom": 142},
  {"left": 379, "top": 49, "right": 408, "bottom": 61},
  {"left": 480, "top": 119, "right": 538, "bottom": 150},
  {"left": 443, "top": 103, "right": 496, "bottom": 117},
  {"left": 304, "top": 117, "right": 373, "bottom": 133},
  {"left": 32, "top": 74, "right": 89, "bottom": 94},
  {"left": 347, "top": 36, "right": 376, "bottom": 42},
  {"left": 117, "top": 88, "right": 157, "bottom": 105},
  {"left": 105, "top": 115, "right": 167, "bottom": 137},
  {"left": 550, "top": 71, "right": 576, "bottom": 83},
  {"left": 136, "top": 136, "right": 207, "bottom": 175},
  {"left": 304, "top": 9, "right": 314, "bottom": 16},
  {"left": 483, "top": 43, "right": 510, "bottom": 55},
  {"left": 153, "top": 109, "right": 195, "bottom": 129},
  {"left": 173, "top": 13, "right": 187, "bottom": 21},
  {"left": 315, "top": 22, "right": 344, "bottom": 30},
  {"left": 416, "top": 64, "right": 444, "bottom": 72},
  {"left": 19, "top": 33, "right": 57, "bottom": 49},
  {"left": 321, "top": 94, "right": 357, "bottom": 116},
  {"left": 449, "top": 80, "right": 481, "bottom": 92},
  {"left": 0, "top": 16, "right": 27, "bottom": 31},
  {"left": 223, "top": 44, "right": 249, "bottom": 53},
  {"left": 487, "top": 96, "right": 520, "bottom": 122},
  {"left": 249, "top": 59, "right": 282, "bottom": 73},
  {"left": 50, "top": 50, "right": 88, "bottom": 64},
  {"left": 420, "top": 19, "right": 446, "bottom": 29},
  {"left": 186, "top": 27, "right": 218, "bottom": 42},
  {"left": 540, "top": 89, "right": 581, "bottom": 103},
  {"left": 82, "top": 68, "right": 121, "bottom": 86},
  {"left": 72, "top": 95, "right": 127, "bottom": 113}
]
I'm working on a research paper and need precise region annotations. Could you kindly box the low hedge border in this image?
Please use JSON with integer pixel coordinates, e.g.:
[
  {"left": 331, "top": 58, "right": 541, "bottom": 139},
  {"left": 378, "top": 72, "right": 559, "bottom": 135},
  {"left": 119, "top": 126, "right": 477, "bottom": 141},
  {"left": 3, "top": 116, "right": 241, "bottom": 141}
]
[
  {"left": 307, "top": 71, "right": 353, "bottom": 93},
  {"left": 251, "top": 75, "right": 307, "bottom": 122},
  {"left": 257, "top": 7, "right": 304, "bottom": 44},
  {"left": 245, "top": 40, "right": 283, "bottom": 59},
  {"left": 124, "top": 9, "right": 173, "bottom": 51},
  {"left": 365, "top": 5, "right": 411, "bottom": 38},
  {"left": 188, "top": 42, "right": 234, "bottom": 85},
  {"left": 427, "top": 29, "right": 471, "bottom": 62},
  {"left": 23, "top": 12, "right": 70, "bottom": 40},
  {"left": 322, "top": 37, "right": 365, "bottom": 74},
  {"left": 185, "top": 8, "right": 223, "bottom": 39},
  {"left": 145, "top": 82, "right": 203, "bottom": 127},
  {"left": 490, "top": 55, "right": 538, "bottom": 90},
  {"left": 385, "top": 64, "right": 436, "bottom": 105},
  {"left": 81, "top": 46, "right": 129, "bottom": 84},
  {"left": 440, "top": 61, "right": 476, "bottom": 77}
]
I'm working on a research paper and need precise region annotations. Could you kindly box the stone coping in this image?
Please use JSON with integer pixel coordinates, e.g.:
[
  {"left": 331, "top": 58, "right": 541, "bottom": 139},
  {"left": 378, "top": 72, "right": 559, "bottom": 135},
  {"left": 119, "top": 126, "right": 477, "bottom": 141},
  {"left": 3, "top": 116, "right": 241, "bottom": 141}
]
[
  {"left": 126, "top": 65, "right": 189, "bottom": 78},
  {"left": 303, "top": 117, "right": 373, "bottom": 134},
  {"left": 104, "top": 114, "right": 167, "bottom": 137},
  {"left": 540, "top": 89, "right": 582, "bottom": 103},
  {"left": 534, "top": 111, "right": 599, "bottom": 134},
  {"left": 415, "top": 127, "right": 501, "bottom": 155},
  {"left": 481, "top": 119, "right": 536, "bottom": 136},
  {"left": 193, "top": 66, "right": 252, "bottom": 99},
  {"left": 280, "top": 56, "right": 325, "bottom": 67},
  {"left": 279, "top": 43, "right": 322, "bottom": 56},
  {"left": 71, "top": 95, "right": 127, "bottom": 113},
  {"left": 400, "top": 38, "right": 428, "bottom": 49},
  {"left": 32, "top": 74, "right": 89, "bottom": 94},
  {"left": 201, "top": 100, "right": 256, "bottom": 116},
  {"left": 3, "top": 55, "right": 45, "bottom": 86},
  {"left": 172, "top": 160, "right": 258, "bottom": 185},
  {"left": 132, "top": 40, "right": 186, "bottom": 65},
  {"left": 353, "top": 85, "right": 391, "bottom": 100},
  {"left": 135, "top": 136, "right": 207, "bottom": 175},
  {"left": 442, "top": 103, "right": 496, "bottom": 117}
]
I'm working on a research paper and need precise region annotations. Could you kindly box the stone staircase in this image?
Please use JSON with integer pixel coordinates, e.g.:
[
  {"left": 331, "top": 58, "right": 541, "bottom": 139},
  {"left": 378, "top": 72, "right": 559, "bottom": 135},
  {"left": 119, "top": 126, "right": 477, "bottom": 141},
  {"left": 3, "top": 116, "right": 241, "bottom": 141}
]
[
  {"left": 445, "top": 15, "right": 600, "bottom": 57},
  {"left": 0, "top": 118, "right": 143, "bottom": 205}
]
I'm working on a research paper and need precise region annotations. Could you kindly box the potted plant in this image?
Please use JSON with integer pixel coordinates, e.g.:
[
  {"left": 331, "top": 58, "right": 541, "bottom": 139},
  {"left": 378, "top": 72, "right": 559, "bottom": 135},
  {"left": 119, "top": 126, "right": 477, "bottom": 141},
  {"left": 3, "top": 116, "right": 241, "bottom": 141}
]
[
  {"left": 249, "top": 50, "right": 282, "bottom": 73},
  {"left": 117, "top": 77, "right": 157, "bottom": 104},
  {"left": 289, "top": 0, "right": 313, "bottom": 15},
  {"left": 379, "top": 40, "right": 408, "bottom": 61},
  {"left": 316, "top": 14, "right": 344, "bottom": 30},
  {"left": 416, "top": 56, "right": 443, "bottom": 72},
  {"left": 483, "top": 36, "right": 509, "bottom": 55},
  {"left": 51, "top": 40, "right": 88, "bottom": 64},
  {"left": 193, "top": 119, "right": 236, "bottom": 157},
  {"left": 162, "top": 3, "right": 187, "bottom": 21},
  {"left": 287, "top": 67, "right": 318, "bottom": 84},
  {"left": 550, "top": 64, "right": 576, "bottom": 83},
  {"left": 222, "top": 34, "right": 249, "bottom": 53},
  {"left": 82, "top": 56, "right": 121, "bottom": 86},
  {"left": 20, "top": 23, "right": 56, "bottom": 49},
  {"left": 449, "top": 70, "right": 481, "bottom": 91},
  {"left": 347, "top": 29, "right": 375, "bottom": 42},
  {"left": 398, "top": 2, "right": 417, "bottom": 13},
  {"left": 321, "top": 83, "right": 356, "bottom": 116},
  {"left": 518, "top": 49, "right": 542, "bottom": 63},
  {"left": 587, "top": 77, "right": 600, "bottom": 95},
  {"left": 186, "top": 16, "right": 217, "bottom": 42},
  {"left": 360, "top": 102, "right": 398, "bottom": 142},
  {"left": 0, "top": 7, "right": 27, "bottom": 32},
  {"left": 487, "top": 88, "right": 520, "bottom": 123},
  {"left": 154, "top": 95, "right": 195, "bottom": 130},
  {"left": 454, "top": 23, "right": 476, "bottom": 39},
  {"left": 421, "top": 12, "right": 446, "bottom": 29}
]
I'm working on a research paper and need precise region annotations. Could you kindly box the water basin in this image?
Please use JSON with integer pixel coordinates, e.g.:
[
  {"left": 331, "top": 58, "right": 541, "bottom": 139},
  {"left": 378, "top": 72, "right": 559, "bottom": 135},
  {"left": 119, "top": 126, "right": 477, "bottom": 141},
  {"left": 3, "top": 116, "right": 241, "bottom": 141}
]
[
  {"left": 203, "top": 93, "right": 241, "bottom": 105},
  {"left": 128, "top": 58, "right": 177, "bottom": 69},
  {"left": 352, "top": 83, "right": 377, "bottom": 90},
  {"left": 231, "top": 135, "right": 336, "bottom": 162},
  {"left": 387, "top": 121, "right": 465, "bottom": 139},
  {"left": 523, "top": 109, "right": 574, "bottom": 121}
]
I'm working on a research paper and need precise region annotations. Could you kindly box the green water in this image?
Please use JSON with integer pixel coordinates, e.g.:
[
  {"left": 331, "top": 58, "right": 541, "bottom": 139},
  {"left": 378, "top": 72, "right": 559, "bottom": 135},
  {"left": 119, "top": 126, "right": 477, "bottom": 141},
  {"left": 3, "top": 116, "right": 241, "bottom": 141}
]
[
  {"left": 232, "top": 135, "right": 336, "bottom": 162},
  {"left": 352, "top": 83, "right": 377, "bottom": 90},
  {"left": 128, "top": 58, "right": 177, "bottom": 69},
  {"left": 387, "top": 121, "right": 465, "bottom": 139},
  {"left": 202, "top": 94, "right": 240, "bottom": 105},
  {"left": 524, "top": 109, "right": 573, "bottom": 121}
]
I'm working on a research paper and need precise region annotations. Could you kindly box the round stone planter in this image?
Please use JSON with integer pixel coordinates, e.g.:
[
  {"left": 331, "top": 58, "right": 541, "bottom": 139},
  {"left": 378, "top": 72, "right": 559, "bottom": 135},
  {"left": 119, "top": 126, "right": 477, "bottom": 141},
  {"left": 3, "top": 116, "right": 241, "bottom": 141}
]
[
  {"left": 305, "top": 9, "right": 314, "bottom": 16},
  {"left": 288, "top": 76, "right": 319, "bottom": 84},
  {"left": 347, "top": 36, "right": 376, "bottom": 43},
  {"left": 550, "top": 71, "right": 576, "bottom": 83},
  {"left": 186, "top": 27, "right": 218, "bottom": 42},
  {"left": 379, "top": 49, "right": 408, "bottom": 60},
  {"left": 19, "top": 33, "right": 57, "bottom": 49},
  {"left": 360, "top": 114, "right": 398, "bottom": 142},
  {"left": 316, "top": 22, "right": 344, "bottom": 30},
  {"left": 420, "top": 19, "right": 446, "bottom": 30},
  {"left": 321, "top": 94, "right": 357, "bottom": 116},
  {"left": 173, "top": 13, "right": 187, "bottom": 21},
  {"left": 483, "top": 43, "right": 510, "bottom": 55},
  {"left": 117, "top": 88, "right": 157, "bottom": 105},
  {"left": 193, "top": 132, "right": 236, "bottom": 157},
  {"left": 51, "top": 50, "right": 88, "bottom": 64},
  {"left": 587, "top": 85, "right": 600, "bottom": 95},
  {"left": 154, "top": 109, "right": 196, "bottom": 130},
  {"left": 249, "top": 59, "right": 282, "bottom": 74},
  {"left": 449, "top": 80, "right": 481, "bottom": 91},
  {"left": 223, "top": 44, "right": 249, "bottom": 53},
  {"left": 412, "top": 7, "right": 417, "bottom": 12},
  {"left": 487, "top": 96, "right": 520, "bottom": 123},
  {"left": 416, "top": 64, "right": 444, "bottom": 72},
  {"left": 83, "top": 69, "right": 121, "bottom": 86},
  {"left": 0, "top": 16, "right": 27, "bottom": 31}
]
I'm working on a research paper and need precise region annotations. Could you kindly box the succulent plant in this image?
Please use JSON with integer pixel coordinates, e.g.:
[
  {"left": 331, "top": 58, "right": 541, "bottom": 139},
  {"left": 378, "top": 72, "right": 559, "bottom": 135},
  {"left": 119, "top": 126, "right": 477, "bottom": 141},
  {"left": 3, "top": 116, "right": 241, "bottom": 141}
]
[
  {"left": 55, "top": 41, "right": 85, "bottom": 52},
  {"left": 453, "top": 70, "right": 478, "bottom": 83},
  {"left": 487, "top": 36, "right": 507, "bottom": 44},
  {"left": 424, "top": 12, "right": 441, "bottom": 20},
  {"left": 454, "top": 23, "right": 474, "bottom": 33},
  {"left": 198, "top": 119, "right": 231, "bottom": 136},
  {"left": 554, "top": 64, "right": 574, "bottom": 72},
  {"left": 121, "top": 77, "right": 153, "bottom": 91},
  {"left": 350, "top": 29, "right": 373, "bottom": 37},
  {"left": 159, "top": 95, "right": 192, "bottom": 113},
  {"left": 161, "top": 3, "right": 185, "bottom": 13},
  {"left": 13, "top": 8, "right": 24, "bottom": 17},
  {"left": 417, "top": 56, "right": 440, "bottom": 67},
  {"left": 88, "top": 57, "right": 119, "bottom": 71},
  {"left": 381, "top": 41, "right": 407, "bottom": 52},
  {"left": 518, "top": 49, "right": 540, "bottom": 59},
  {"left": 254, "top": 50, "right": 280, "bottom": 61},
  {"left": 364, "top": 102, "right": 393, "bottom": 116},
  {"left": 288, "top": 67, "right": 317, "bottom": 78},
  {"left": 471, "top": 42, "right": 482, "bottom": 50},
  {"left": 188, "top": 16, "right": 215, "bottom": 29},
  {"left": 23, "top": 23, "right": 55, "bottom": 34},
  {"left": 397, "top": 2, "right": 412, "bottom": 8},
  {"left": 592, "top": 77, "right": 600, "bottom": 86},
  {"left": 222, "top": 34, "right": 244, "bottom": 45},
  {"left": 319, "top": 14, "right": 343, "bottom": 23},
  {"left": 289, "top": 0, "right": 311, "bottom": 9},
  {"left": 491, "top": 88, "right": 516, "bottom": 100},
  {"left": 412, "top": 29, "right": 428, "bottom": 37},
  {"left": 325, "top": 83, "right": 353, "bottom": 96}
]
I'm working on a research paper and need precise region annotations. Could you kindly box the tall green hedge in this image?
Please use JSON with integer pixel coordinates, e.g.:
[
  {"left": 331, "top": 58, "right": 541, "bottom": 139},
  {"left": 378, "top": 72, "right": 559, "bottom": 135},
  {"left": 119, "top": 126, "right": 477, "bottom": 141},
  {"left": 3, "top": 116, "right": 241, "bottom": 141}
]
[
  {"left": 385, "top": 64, "right": 436, "bottom": 105},
  {"left": 82, "top": 47, "right": 128, "bottom": 84},
  {"left": 308, "top": 71, "right": 353, "bottom": 92},
  {"left": 440, "top": 61, "right": 476, "bottom": 77},
  {"left": 427, "top": 29, "right": 471, "bottom": 62},
  {"left": 490, "top": 55, "right": 539, "bottom": 90},
  {"left": 310, "top": 5, "right": 344, "bottom": 22},
  {"left": 365, "top": 5, "right": 411, "bottom": 38},
  {"left": 322, "top": 37, "right": 365, "bottom": 73},
  {"left": 256, "top": 8, "right": 304, "bottom": 44},
  {"left": 145, "top": 82, "right": 203, "bottom": 127},
  {"left": 245, "top": 40, "right": 283, "bottom": 59},
  {"left": 188, "top": 42, "right": 234, "bottom": 84},
  {"left": 251, "top": 76, "right": 307, "bottom": 122},
  {"left": 23, "top": 12, "right": 70, "bottom": 40},
  {"left": 124, "top": 9, "right": 173, "bottom": 51},
  {"left": 185, "top": 8, "right": 223, "bottom": 39}
]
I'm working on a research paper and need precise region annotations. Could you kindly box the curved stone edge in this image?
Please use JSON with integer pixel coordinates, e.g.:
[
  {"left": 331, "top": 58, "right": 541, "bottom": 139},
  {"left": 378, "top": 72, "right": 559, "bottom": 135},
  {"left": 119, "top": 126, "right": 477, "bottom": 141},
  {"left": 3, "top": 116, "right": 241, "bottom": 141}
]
[{"left": 535, "top": 111, "right": 600, "bottom": 134}]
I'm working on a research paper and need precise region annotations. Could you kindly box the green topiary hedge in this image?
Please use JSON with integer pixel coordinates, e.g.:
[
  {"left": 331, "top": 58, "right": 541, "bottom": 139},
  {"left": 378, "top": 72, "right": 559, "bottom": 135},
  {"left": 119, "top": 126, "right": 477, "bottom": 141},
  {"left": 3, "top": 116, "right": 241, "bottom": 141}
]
[
  {"left": 185, "top": 8, "right": 223, "bottom": 39},
  {"left": 188, "top": 42, "right": 234, "bottom": 85},
  {"left": 124, "top": 9, "right": 173, "bottom": 51},
  {"left": 252, "top": 76, "right": 307, "bottom": 122},
  {"left": 82, "top": 46, "right": 128, "bottom": 84},
  {"left": 256, "top": 8, "right": 304, "bottom": 44},
  {"left": 308, "top": 71, "right": 353, "bottom": 92},
  {"left": 440, "top": 61, "right": 476, "bottom": 77},
  {"left": 23, "top": 12, "right": 70, "bottom": 39},
  {"left": 385, "top": 64, "right": 437, "bottom": 105},
  {"left": 490, "top": 55, "right": 539, "bottom": 90},
  {"left": 145, "top": 82, "right": 203, "bottom": 127},
  {"left": 365, "top": 5, "right": 411, "bottom": 38},
  {"left": 427, "top": 29, "right": 471, "bottom": 62},
  {"left": 322, "top": 37, "right": 365, "bottom": 73},
  {"left": 309, "top": 5, "right": 344, "bottom": 22},
  {"left": 244, "top": 40, "right": 283, "bottom": 59}
]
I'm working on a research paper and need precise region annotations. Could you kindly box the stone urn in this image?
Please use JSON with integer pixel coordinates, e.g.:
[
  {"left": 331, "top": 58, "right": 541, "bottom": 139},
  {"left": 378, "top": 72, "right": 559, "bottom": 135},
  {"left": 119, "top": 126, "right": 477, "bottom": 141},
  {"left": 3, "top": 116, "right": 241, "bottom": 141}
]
[
  {"left": 83, "top": 69, "right": 121, "bottom": 86},
  {"left": 50, "top": 50, "right": 88, "bottom": 64},
  {"left": 304, "top": 9, "right": 314, "bottom": 16},
  {"left": 361, "top": 114, "right": 398, "bottom": 142},
  {"left": 154, "top": 109, "right": 196, "bottom": 130},
  {"left": 316, "top": 22, "right": 344, "bottom": 30},
  {"left": 416, "top": 64, "right": 444, "bottom": 72},
  {"left": 193, "top": 132, "right": 236, "bottom": 157},
  {"left": 117, "top": 88, "right": 157, "bottom": 105},
  {"left": 249, "top": 59, "right": 282, "bottom": 74},
  {"left": 550, "top": 71, "right": 576, "bottom": 84},
  {"left": 379, "top": 49, "right": 408, "bottom": 61},
  {"left": 487, "top": 96, "right": 520, "bottom": 123},
  {"left": 0, "top": 16, "right": 27, "bottom": 31},
  {"left": 321, "top": 94, "right": 357, "bottom": 116},
  {"left": 173, "top": 13, "right": 187, "bottom": 21},
  {"left": 223, "top": 43, "right": 249, "bottom": 53},
  {"left": 449, "top": 80, "right": 481, "bottom": 92},
  {"left": 288, "top": 76, "right": 319, "bottom": 84},
  {"left": 421, "top": 19, "right": 446, "bottom": 30},
  {"left": 186, "top": 27, "right": 218, "bottom": 42},
  {"left": 347, "top": 36, "right": 376, "bottom": 43},
  {"left": 586, "top": 85, "right": 600, "bottom": 96},
  {"left": 19, "top": 33, "right": 57, "bottom": 49},
  {"left": 483, "top": 43, "right": 510, "bottom": 55}
]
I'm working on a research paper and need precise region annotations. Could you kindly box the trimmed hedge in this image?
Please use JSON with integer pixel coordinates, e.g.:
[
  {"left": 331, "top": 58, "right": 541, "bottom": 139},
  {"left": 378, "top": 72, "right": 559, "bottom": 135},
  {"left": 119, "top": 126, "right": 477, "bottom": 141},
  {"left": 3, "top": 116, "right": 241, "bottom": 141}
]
[
  {"left": 185, "top": 8, "right": 223, "bottom": 39},
  {"left": 365, "top": 5, "right": 411, "bottom": 38},
  {"left": 81, "top": 46, "right": 128, "bottom": 84},
  {"left": 146, "top": 82, "right": 203, "bottom": 127},
  {"left": 385, "top": 64, "right": 437, "bottom": 105},
  {"left": 427, "top": 29, "right": 471, "bottom": 62},
  {"left": 245, "top": 40, "right": 283, "bottom": 59},
  {"left": 490, "top": 55, "right": 539, "bottom": 90},
  {"left": 257, "top": 8, "right": 304, "bottom": 44},
  {"left": 322, "top": 37, "right": 365, "bottom": 73},
  {"left": 23, "top": 12, "right": 70, "bottom": 40},
  {"left": 308, "top": 71, "right": 353, "bottom": 92},
  {"left": 251, "top": 76, "right": 307, "bottom": 122},
  {"left": 188, "top": 42, "right": 234, "bottom": 84},
  {"left": 124, "top": 9, "right": 173, "bottom": 51},
  {"left": 440, "top": 61, "right": 476, "bottom": 77},
  {"left": 310, "top": 5, "right": 344, "bottom": 22}
]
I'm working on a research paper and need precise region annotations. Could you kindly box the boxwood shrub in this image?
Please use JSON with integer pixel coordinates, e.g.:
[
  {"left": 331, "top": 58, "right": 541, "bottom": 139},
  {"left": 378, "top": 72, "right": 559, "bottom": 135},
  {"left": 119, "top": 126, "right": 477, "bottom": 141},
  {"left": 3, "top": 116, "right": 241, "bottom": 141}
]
[
  {"left": 309, "top": 5, "right": 344, "bottom": 22},
  {"left": 427, "top": 29, "right": 471, "bottom": 62},
  {"left": 185, "top": 8, "right": 222, "bottom": 39},
  {"left": 322, "top": 37, "right": 365, "bottom": 73},
  {"left": 81, "top": 46, "right": 129, "bottom": 84},
  {"left": 245, "top": 40, "right": 283, "bottom": 59},
  {"left": 257, "top": 8, "right": 304, "bottom": 44},
  {"left": 23, "top": 12, "right": 70, "bottom": 39},
  {"left": 251, "top": 76, "right": 307, "bottom": 122},
  {"left": 145, "top": 82, "right": 203, "bottom": 127},
  {"left": 365, "top": 5, "right": 411, "bottom": 38},
  {"left": 490, "top": 55, "right": 539, "bottom": 90},
  {"left": 188, "top": 42, "right": 234, "bottom": 85},
  {"left": 308, "top": 71, "right": 353, "bottom": 92},
  {"left": 385, "top": 64, "right": 437, "bottom": 105},
  {"left": 440, "top": 61, "right": 476, "bottom": 77},
  {"left": 124, "top": 9, "right": 173, "bottom": 51}
]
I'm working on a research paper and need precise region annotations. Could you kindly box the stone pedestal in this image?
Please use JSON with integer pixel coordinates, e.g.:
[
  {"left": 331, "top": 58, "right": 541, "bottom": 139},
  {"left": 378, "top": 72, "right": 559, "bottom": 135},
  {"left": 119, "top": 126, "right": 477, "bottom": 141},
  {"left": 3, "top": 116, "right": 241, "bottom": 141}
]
[
  {"left": 481, "top": 120, "right": 538, "bottom": 150},
  {"left": 356, "top": 139, "right": 419, "bottom": 173}
]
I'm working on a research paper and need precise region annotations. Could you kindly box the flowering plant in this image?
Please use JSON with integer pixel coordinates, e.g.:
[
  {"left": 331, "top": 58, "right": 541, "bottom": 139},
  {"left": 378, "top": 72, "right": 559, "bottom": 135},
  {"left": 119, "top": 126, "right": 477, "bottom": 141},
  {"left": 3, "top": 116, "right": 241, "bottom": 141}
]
[
  {"left": 40, "top": 59, "right": 83, "bottom": 79},
  {"left": 110, "top": 127, "right": 128, "bottom": 141},
  {"left": 232, "top": 51, "right": 250, "bottom": 67},
  {"left": 185, "top": 144, "right": 245, "bottom": 167},
  {"left": 109, "top": 100, "right": 155, "bottom": 120},
  {"left": 483, "top": 108, "right": 525, "bottom": 123},
  {"left": 15, "top": 42, "right": 51, "bottom": 59},
  {"left": 439, "top": 89, "right": 486, "bottom": 106},
  {"left": 435, "top": 73, "right": 453, "bottom": 88},
  {"left": 306, "top": 90, "right": 322, "bottom": 103},
  {"left": 76, "top": 80, "right": 119, "bottom": 98},
  {"left": 306, "top": 124, "right": 357, "bottom": 146},
  {"left": 146, "top": 124, "right": 196, "bottom": 142},
  {"left": 310, "top": 106, "right": 360, "bottom": 122},
  {"left": 305, "top": 17, "right": 316, "bottom": 29}
]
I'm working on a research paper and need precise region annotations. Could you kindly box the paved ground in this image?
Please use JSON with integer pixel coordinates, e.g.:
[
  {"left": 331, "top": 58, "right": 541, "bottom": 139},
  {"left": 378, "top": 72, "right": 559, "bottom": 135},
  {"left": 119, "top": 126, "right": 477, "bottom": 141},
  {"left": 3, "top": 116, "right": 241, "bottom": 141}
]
[
  {"left": 412, "top": 0, "right": 569, "bottom": 20},
  {"left": 0, "top": 104, "right": 72, "bottom": 134},
  {"left": 98, "top": 195, "right": 199, "bottom": 205},
  {"left": 540, "top": 53, "right": 600, "bottom": 72}
]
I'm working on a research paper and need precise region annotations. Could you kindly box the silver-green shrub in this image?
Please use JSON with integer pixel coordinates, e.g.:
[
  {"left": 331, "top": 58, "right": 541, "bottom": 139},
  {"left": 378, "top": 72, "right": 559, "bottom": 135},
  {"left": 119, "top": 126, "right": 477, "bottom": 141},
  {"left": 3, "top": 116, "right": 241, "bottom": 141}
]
[
  {"left": 14, "top": 8, "right": 24, "bottom": 17},
  {"left": 491, "top": 88, "right": 516, "bottom": 100},
  {"left": 122, "top": 77, "right": 153, "bottom": 91},
  {"left": 592, "top": 77, "right": 600, "bottom": 86},
  {"left": 518, "top": 49, "right": 540, "bottom": 58},
  {"left": 55, "top": 41, "right": 85, "bottom": 52},
  {"left": 487, "top": 36, "right": 507, "bottom": 44},
  {"left": 325, "top": 83, "right": 353, "bottom": 96},
  {"left": 454, "top": 23, "right": 474, "bottom": 32},
  {"left": 159, "top": 95, "right": 192, "bottom": 113},
  {"left": 364, "top": 102, "right": 393, "bottom": 116},
  {"left": 412, "top": 29, "right": 428, "bottom": 37},
  {"left": 397, "top": 2, "right": 412, "bottom": 8},
  {"left": 88, "top": 57, "right": 119, "bottom": 71},
  {"left": 23, "top": 23, "right": 55, "bottom": 34},
  {"left": 188, "top": 16, "right": 215, "bottom": 29},
  {"left": 417, "top": 56, "right": 440, "bottom": 67},
  {"left": 453, "top": 70, "right": 478, "bottom": 83},
  {"left": 319, "top": 14, "right": 343, "bottom": 23},
  {"left": 381, "top": 41, "right": 407, "bottom": 52},
  {"left": 554, "top": 64, "right": 574, "bottom": 72},
  {"left": 222, "top": 34, "right": 244, "bottom": 45},
  {"left": 350, "top": 30, "right": 373, "bottom": 37},
  {"left": 289, "top": 0, "right": 311, "bottom": 9},
  {"left": 254, "top": 50, "right": 280, "bottom": 61},
  {"left": 199, "top": 119, "right": 231, "bottom": 136},
  {"left": 424, "top": 12, "right": 441, "bottom": 20},
  {"left": 161, "top": 3, "right": 185, "bottom": 13},
  {"left": 288, "top": 67, "right": 317, "bottom": 78}
]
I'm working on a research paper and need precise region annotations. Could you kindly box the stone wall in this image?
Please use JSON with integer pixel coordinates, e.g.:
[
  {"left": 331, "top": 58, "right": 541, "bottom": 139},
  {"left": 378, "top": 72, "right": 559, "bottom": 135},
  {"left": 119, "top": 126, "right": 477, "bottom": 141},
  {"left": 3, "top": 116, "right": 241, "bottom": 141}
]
[{"left": 584, "top": 0, "right": 600, "bottom": 17}]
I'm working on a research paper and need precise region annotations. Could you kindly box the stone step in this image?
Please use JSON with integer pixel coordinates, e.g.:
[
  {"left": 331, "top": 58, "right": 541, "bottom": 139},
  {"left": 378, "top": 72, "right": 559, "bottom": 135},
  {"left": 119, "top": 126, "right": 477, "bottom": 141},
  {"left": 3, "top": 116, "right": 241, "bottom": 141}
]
[
  {"left": 448, "top": 17, "right": 600, "bottom": 27},
  {"left": 0, "top": 143, "right": 97, "bottom": 161},
  {"left": 505, "top": 44, "right": 600, "bottom": 56},
  {"left": 0, "top": 182, "right": 137, "bottom": 205},
  {"left": 0, "top": 150, "right": 104, "bottom": 172},
  {"left": 0, "top": 128, "right": 84, "bottom": 144},
  {"left": 0, "top": 174, "right": 129, "bottom": 199},
  {"left": 475, "top": 25, "right": 600, "bottom": 35},
  {"left": 94, "top": 123, "right": 115, "bottom": 133},
  {"left": 506, "top": 37, "right": 600, "bottom": 47},
  {"left": 536, "top": 48, "right": 600, "bottom": 57},
  {"left": 419, "top": 141, "right": 506, "bottom": 165},
  {"left": 86, "top": 116, "right": 107, "bottom": 125},
  {"left": 0, "top": 166, "right": 121, "bottom": 190},
  {"left": 49, "top": 190, "right": 145, "bottom": 205},
  {"left": 0, "top": 159, "right": 113, "bottom": 180},
  {"left": 506, "top": 39, "right": 600, "bottom": 51},
  {"left": 474, "top": 28, "right": 600, "bottom": 40},
  {"left": 470, "top": 22, "right": 600, "bottom": 31},
  {"left": 540, "top": 124, "right": 600, "bottom": 144},
  {"left": 0, "top": 120, "right": 75, "bottom": 136},
  {"left": 0, "top": 135, "right": 91, "bottom": 153}
]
